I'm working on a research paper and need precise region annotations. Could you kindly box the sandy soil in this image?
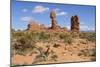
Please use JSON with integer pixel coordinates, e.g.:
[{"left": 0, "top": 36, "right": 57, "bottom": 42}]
[{"left": 12, "top": 38, "right": 96, "bottom": 66}]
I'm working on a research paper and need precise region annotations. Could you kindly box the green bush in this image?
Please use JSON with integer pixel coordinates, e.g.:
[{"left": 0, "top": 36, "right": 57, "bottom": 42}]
[
  {"left": 71, "top": 32, "right": 79, "bottom": 38},
  {"left": 12, "top": 32, "right": 24, "bottom": 38},
  {"left": 59, "top": 33, "right": 68, "bottom": 39},
  {"left": 12, "top": 32, "right": 36, "bottom": 55},
  {"left": 64, "top": 37, "right": 73, "bottom": 44},
  {"left": 32, "top": 46, "right": 50, "bottom": 63},
  {"left": 59, "top": 33, "right": 73, "bottom": 44},
  {"left": 12, "top": 31, "right": 51, "bottom": 55},
  {"left": 39, "top": 32, "right": 50, "bottom": 41}
]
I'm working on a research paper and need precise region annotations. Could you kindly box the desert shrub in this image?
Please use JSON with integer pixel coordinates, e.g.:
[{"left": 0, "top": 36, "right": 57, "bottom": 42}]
[
  {"left": 88, "top": 49, "right": 96, "bottom": 56},
  {"left": 79, "top": 32, "right": 96, "bottom": 42},
  {"left": 64, "top": 36, "right": 73, "bottom": 44},
  {"left": 51, "top": 54, "right": 58, "bottom": 61},
  {"left": 59, "top": 33, "right": 68, "bottom": 39},
  {"left": 24, "top": 32, "right": 33, "bottom": 40},
  {"left": 18, "top": 36, "right": 34, "bottom": 48},
  {"left": 11, "top": 65, "right": 18, "bottom": 67},
  {"left": 71, "top": 32, "right": 79, "bottom": 38},
  {"left": 33, "top": 54, "right": 46, "bottom": 64},
  {"left": 78, "top": 49, "right": 96, "bottom": 57},
  {"left": 12, "top": 32, "right": 51, "bottom": 47},
  {"left": 12, "top": 32, "right": 24, "bottom": 38},
  {"left": 30, "top": 32, "right": 40, "bottom": 41},
  {"left": 33, "top": 47, "right": 50, "bottom": 63},
  {"left": 59, "top": 33, "right": 73, "bottom": 44},
  {"left": 80, "top": 39, "right": 88, "bottom": 44},
  {"left": 90, "top": 57, "right": 96, "bottom": 61},
  {"left": 53, "top": 43, "right": 60, "bottom": 48},
  {"left": 12, "top": 33, "right": 36, "bottom": 55},
  {"left": 27, "top": 32, "right": 51, "bottom": 42},
  {"left": 12, "top": 31, "right": 51, "bottom": 55},
  {"left": 78, "top": 49, "right": 88, "bottom": 56},
  {"left": 39, "top": 32, "right": 50, "bottom": 42},
  {"left": 50, "top": 50, "right": 55, "bottom": 55}
]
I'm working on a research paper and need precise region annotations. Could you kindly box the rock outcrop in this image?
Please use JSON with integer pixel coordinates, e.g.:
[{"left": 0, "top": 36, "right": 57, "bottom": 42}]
[
  {"left": 71, "top": 15, "right": 80, "bottom": 32},
  {"left": 27, "top": 20, "right": 46, "bottom": 31},
  {"left": 50, "top": 11, "right": 59, "bottom": 30},
  {"left": 26, "top": 11, "right": 80, "bottom": 33}
]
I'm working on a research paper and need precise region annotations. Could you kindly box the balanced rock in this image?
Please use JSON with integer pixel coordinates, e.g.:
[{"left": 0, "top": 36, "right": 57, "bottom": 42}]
[{"left": 50, "top": 11, "right": 58, "bottom": 30}]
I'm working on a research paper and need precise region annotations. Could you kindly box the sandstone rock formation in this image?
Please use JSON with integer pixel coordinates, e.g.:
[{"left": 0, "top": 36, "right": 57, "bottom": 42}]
[
  {"left": 26, "top": 11, "right": 79, "bottom": 33},
  {"left": 27, "top": 20, "right": 46, "bottom": 31},
  {"left": 71, "top": 15, "right": 80, "bottom": 32},
  {"left": 50, "top": 11, "right": 58, "bottom": 30}
]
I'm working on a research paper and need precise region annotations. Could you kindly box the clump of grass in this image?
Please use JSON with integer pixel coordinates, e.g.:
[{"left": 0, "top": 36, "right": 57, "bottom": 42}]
[
  {"left": 80, "top": 39, "right": 88, "bottom": 44},
  {"left": 12, "top": 31, "right": 51, "bottom": 56},
  {"left": 64, "top": 36, "right": 73, "bottom": 44},
  {"left": 51, "top": 54, "right": 58, "bottom": 61},
  {"left": 71, "top": 32, "right": 79, "bottom": 38},
  {"left": 31, "top": 32, "right": 51, "bottom": 42},
  {"left": 33, "top": 46, "right": 50, "bottom": 64},
  {"left": 59, "top": 33, "right": 73, "bottom": 44},
  {"left": 90, "top": 57, "right": 96, "bottom": 61},
  {"left": 12, "top": 32, "right": 36, "bottom": 55},
  {"left": 11, "top": 65, "right": 18, "bottom": 67},
  {"left": 88, "top": 49, "right": 96, "bottom": 56},
  {"left": 32, "top": 47, "right": 46, "bottom": 64},
  {"left": 78, "top": 49, "right": 96, "bottom": 57},
  {"left": 39, "top": 32, "right": 50, "bottom": 42},
  {"left": 50, "top": 50, "right": 55, "bottom": 55},
  {"left": 59, "top": 33, "right": 69, "bottom": 39}
]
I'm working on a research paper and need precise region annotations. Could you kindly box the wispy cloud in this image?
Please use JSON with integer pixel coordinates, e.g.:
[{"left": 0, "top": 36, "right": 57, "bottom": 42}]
[
  {"left": 80, "top": 21, "right": 95, "bottom": 31},
  {"left": 22, "top": 8, "right": 28, "bottom": 12},
  {"left": 66, "top": 25, "right": 70, "bottom": 30},
  {"left": 53, "top": 8, "right": 67, "bottom": 16},
  {"left": 56, "top": 11, "right": 67, "bottom": 16},
  {"left": 53, "top": 8, "right": 60, "bottom": 12},
  {"left": 21, "top": 16, "right": 32, "bottom": 22},
  {"left": 80, "top": 25, "right": 95, "bottom": 31},
  {"left": 32, "top": 5, "right": 49, "bottom": 13}
]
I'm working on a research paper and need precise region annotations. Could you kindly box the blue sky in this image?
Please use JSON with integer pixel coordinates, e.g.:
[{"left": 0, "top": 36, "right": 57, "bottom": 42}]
[{"left": 12, "top": 0, "right": 96, "bottom": 31}]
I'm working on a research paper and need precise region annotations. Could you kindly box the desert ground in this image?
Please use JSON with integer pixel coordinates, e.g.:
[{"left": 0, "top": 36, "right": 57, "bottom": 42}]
[{"left": 11, "top": 31, "right": 96, "bottom": 66}]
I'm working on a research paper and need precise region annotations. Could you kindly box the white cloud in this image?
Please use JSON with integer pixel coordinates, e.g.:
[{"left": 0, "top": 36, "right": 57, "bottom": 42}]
[
  {"left": 53, "top": 8, "right": 60, "bottom": 12},
  {"left": 66, "top": 23, "right": 95, "bottom": 31},
  {"left": 53, "top": 8, "right": 67, "bottom": 16},
  {"left": 32, "top": 5, "right": 49, "bottom": 13},
  {"left": 21, "top": 16, "right": 32, "bottom": 22},
  {"left": 22, "top": 9, "right": 28, "bottom": 12},
  {"left": 66, "top": 25, "right": 70, "bottom": 30},
  {"left": 80, "top": 25, "right": 95, "bottom": 31},
  {"left": 56, "top": 11, "right": 67, "bottom": 16}
]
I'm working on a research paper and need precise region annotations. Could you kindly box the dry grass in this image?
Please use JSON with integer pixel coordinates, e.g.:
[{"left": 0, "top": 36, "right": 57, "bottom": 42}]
[{"left": 11, "top": 31, "right": 96, "bottom": 66}]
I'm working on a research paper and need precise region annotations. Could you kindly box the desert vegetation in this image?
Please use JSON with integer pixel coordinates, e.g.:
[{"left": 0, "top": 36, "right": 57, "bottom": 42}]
[
  {"left": 11, "top": 30, "right": 96, "bottom": 66},
  {"left": 79, "top": 32, "right": 96, "bottom": 42}
]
